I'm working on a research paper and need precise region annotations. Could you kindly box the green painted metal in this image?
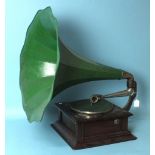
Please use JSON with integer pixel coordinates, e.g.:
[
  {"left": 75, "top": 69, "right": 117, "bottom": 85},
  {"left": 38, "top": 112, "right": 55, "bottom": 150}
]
[
  {"left": 20, "top": 7, "right": 59, "bottom": 122},
  {"left": 53, "top": 41, "right": 125, "bottom": 97},
  {"left": 20, "top": 7, "right": 125, "bottom": 122}
]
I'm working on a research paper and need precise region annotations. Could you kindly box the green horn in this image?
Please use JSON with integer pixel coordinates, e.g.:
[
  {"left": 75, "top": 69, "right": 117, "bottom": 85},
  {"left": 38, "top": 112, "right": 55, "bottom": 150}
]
[{"left": 20, "top": 7, "right": 127, "bottom": 122}]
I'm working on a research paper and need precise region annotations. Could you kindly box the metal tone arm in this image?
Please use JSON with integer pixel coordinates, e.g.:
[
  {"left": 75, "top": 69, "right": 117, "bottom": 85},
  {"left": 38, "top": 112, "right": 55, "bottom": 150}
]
[{"left": 90, "top": 72, "right": 137, "bottom": 111}]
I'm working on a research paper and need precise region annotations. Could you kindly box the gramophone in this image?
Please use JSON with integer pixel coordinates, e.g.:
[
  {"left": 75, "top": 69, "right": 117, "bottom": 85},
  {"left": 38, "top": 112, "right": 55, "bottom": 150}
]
[{"left": 20, "top": 7, "right": 137, "bottom": 149}]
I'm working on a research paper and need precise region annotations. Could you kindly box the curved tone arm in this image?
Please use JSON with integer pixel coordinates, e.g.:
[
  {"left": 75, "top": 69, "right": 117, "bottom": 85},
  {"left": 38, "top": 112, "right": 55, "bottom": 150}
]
[{"left": 90, "top": 72, "right": 137, "bottom": 111}]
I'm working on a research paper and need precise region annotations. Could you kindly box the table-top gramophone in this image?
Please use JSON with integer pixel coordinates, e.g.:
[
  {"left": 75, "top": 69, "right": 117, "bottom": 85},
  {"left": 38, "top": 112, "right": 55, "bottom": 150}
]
[{"left": 20, "top": 7, "right": 137, "bottom": 149}]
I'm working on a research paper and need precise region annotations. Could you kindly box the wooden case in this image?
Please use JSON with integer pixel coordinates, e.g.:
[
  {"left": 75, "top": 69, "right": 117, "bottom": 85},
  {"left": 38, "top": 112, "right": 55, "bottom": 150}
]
[{"left": 52, "top": 101, "right": 137, "bottom": 149}]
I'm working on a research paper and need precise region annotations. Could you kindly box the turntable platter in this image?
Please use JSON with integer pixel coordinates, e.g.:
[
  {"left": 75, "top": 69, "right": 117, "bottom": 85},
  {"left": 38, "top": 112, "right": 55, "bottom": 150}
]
[{"left": 70, "top": 99, "right": 114, "bottom": 115}]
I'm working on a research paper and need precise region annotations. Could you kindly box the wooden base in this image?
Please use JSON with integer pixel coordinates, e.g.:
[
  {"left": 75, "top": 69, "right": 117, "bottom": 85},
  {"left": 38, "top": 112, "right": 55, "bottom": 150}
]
[
  {"left": 52, "top": 121, "right": 136, "bottom": 149},
  {"left": 52, "top": 101, "right": 137, "bottom": 149}
]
